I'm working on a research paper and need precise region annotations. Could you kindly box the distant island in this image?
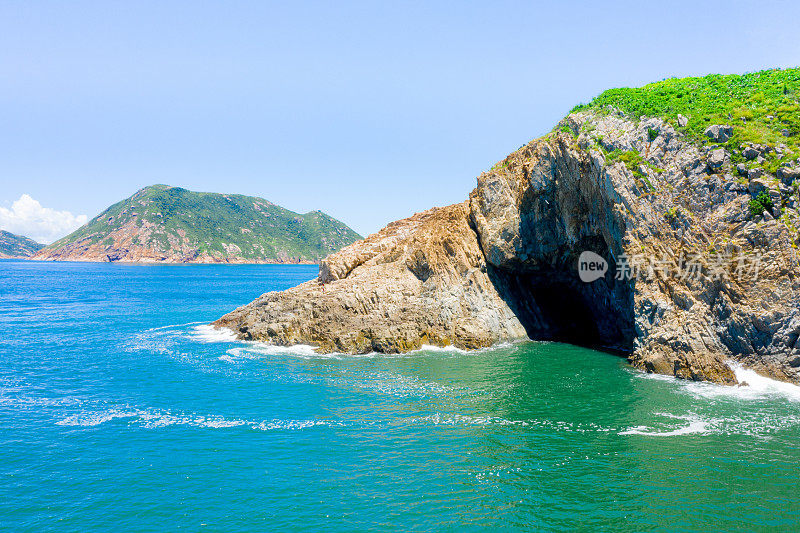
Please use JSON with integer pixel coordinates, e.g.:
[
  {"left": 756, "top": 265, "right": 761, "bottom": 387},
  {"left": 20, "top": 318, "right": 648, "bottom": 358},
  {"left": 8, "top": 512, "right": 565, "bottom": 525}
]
[
  {"left": 0, "top": 230, "right": 45, "bottom": 259},
  {"left": 31, "top": 184, "right": 362, "bottom": 263}
]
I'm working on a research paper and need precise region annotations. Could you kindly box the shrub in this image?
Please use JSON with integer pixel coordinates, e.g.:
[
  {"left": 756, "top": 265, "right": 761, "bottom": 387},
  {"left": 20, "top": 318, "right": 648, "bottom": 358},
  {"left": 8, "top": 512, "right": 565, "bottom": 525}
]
[{"left": 749, "top": 190, "right": 774, "bottom": 217}]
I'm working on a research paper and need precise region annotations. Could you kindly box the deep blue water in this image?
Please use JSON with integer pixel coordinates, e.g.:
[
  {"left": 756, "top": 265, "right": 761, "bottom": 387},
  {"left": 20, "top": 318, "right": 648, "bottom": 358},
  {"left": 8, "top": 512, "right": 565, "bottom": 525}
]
[{"left": 2, "top": 260, "right": 800, "bottom": 531}]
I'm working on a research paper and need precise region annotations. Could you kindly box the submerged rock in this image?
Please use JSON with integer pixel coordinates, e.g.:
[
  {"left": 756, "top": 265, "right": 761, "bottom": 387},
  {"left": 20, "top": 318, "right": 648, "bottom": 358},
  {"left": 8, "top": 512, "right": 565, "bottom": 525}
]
[{"left": 215, "top": 111, "right": 800, "bottom": 386}]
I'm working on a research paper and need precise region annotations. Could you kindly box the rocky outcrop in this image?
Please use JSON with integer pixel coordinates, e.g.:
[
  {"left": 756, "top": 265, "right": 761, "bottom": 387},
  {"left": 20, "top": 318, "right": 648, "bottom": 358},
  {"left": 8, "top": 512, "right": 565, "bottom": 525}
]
[
  {"left": 215, "top": 110, "right": 800, "bottom": 385},
  {"left": 214, "top": 202, "right": 526, "bottom": 352},
  {"left": 704, "top": 124, "right": 733, "bottom": 143}
]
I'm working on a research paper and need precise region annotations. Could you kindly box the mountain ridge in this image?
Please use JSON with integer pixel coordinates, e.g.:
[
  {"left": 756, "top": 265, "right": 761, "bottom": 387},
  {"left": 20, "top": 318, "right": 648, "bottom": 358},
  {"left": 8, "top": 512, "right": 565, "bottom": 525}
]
[
  {"left": 0, "top": 230, "right": 45, "bottom": 258},
  {"left": 33, "top": 184, "right": 362, "bottom": 263}
]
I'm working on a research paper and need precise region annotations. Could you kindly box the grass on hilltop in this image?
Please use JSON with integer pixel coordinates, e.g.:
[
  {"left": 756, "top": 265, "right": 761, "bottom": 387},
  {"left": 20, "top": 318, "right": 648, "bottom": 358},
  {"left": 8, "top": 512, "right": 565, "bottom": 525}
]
[{"left": 573, "top": 68, "right": 800, "bottom": 173}]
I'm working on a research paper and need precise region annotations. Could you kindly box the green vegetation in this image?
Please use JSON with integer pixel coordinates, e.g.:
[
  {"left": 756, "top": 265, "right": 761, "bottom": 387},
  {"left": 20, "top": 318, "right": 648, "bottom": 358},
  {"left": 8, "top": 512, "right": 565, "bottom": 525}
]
[
  {"left": 557, "top": 123, "right": 576, "bottom": 136},
  {"left": 601, "top": 148, "right": 660, "bottom": 191},
  {"left": 749, "top": 190, "right": 774, "bottom": 217},
  {"left": 46, "top": 185, "right": 362, "bottom": 261},
  {"left": 574, "top": 68, "right": 800, "bottom": 173},
  {"left": 0, "top": 230, "right": 44, "bottom": 258}
]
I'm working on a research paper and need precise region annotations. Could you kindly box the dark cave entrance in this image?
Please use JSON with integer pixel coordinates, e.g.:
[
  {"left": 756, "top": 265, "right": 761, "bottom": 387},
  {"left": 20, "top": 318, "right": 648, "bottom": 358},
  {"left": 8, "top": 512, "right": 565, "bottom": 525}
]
[{"left": 491, "top": 262, "right": 635, "bottom": 355}]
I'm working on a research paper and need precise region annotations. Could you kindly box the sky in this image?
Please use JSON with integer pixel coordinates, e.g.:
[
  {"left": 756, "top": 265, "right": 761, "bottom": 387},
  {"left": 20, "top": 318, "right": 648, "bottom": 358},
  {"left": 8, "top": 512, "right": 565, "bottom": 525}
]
[{"left": 1, "top": 1, "right": 799, "bottom": 243}]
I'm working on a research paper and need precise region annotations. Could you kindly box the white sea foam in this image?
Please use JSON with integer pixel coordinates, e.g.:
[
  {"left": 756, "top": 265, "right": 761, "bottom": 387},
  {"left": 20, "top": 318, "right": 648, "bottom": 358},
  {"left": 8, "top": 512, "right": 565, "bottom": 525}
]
[
  {"left": 247, "top": 343, "right": 322, "bottom": 357},
  {"left": 251, "top": 419, "right": 343, "bottom": 431},
  {"left": 413, "top": 344, "right": 468, "bottom": 354},
  {"left": 191, "top": 324, "right": 239, "bottom": 343},
  {"left": 619, "top": 413, "right": 709, "bottom": 437},
  {"left": 683, "top": 362, "right": 800, "bottom": 402},
  {"left": 631, "top": 362, "right": 800, "bottom": 403},
  {"left": 57, "top": 408, "right": 141, "bottom": 427},
  {"left": 55, "top": 403, "right": 341, "bottom": 432}
]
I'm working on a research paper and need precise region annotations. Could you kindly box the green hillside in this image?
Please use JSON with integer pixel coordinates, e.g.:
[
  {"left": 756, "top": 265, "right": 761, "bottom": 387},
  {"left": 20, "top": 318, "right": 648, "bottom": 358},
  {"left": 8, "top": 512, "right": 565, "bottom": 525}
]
[
  {"left": 574, "top": 67, "right": 800, "bottom": 174},
  {"left": 0, "top": 230, "right": 45, "bottom": 258},
  {"left": 41, "top": 185, "right": 362, "bottom": 262}
]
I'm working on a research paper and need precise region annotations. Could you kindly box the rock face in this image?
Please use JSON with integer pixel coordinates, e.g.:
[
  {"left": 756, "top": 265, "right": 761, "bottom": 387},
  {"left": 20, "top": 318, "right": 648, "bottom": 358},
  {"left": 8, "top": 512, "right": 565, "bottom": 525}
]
[
  {"left": 215, "top": 202, "right": 526, "bottom": 352},
  {"left": 216, "top": 111, "right": 800, "bottom": 385}
]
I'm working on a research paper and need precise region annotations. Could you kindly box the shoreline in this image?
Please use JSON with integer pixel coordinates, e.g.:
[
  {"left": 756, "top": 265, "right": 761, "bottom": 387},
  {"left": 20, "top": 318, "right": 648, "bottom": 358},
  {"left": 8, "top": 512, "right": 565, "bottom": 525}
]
[{"left": 4, "top": 257, "right": 320, "bottom": 266}]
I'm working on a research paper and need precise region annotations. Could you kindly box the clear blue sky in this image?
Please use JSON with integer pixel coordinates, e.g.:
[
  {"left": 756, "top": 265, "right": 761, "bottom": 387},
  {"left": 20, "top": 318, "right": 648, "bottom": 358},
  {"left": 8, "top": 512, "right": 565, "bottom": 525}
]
[{"left": 1, "top": 0, "right": 799, "bottom": 239}]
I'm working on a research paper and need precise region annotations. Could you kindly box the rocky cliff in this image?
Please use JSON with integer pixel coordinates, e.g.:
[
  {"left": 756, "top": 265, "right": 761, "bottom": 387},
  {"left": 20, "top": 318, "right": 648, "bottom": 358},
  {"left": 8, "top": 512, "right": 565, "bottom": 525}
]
[
  {"left": 32, "top": 185, "right": 361, "bottom": 263},
  {"left": 216, "top": 69, "right": 800, "bottom": 385}
]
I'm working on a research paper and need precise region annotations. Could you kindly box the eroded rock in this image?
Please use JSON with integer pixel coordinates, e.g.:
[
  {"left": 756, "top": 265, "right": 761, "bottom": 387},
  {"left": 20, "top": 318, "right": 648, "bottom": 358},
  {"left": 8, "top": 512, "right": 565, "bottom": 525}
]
[{"left": 215, "top": 112, "right": 800, "bottom": 385}]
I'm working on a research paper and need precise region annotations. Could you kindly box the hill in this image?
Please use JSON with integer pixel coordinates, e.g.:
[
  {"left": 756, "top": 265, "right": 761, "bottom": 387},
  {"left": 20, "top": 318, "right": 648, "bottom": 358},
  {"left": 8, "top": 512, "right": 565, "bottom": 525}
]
[
  {"left": 0, "top": 230, "right": 45, "bottom": 258},
  {"left": 33, "top": 185, "right": 362, "bottom": 263}
]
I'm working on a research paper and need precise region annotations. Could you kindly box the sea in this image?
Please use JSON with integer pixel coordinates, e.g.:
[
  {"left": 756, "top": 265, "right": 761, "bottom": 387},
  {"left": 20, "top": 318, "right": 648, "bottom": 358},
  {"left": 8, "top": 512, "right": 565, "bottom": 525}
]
[{"left": 1, "top": 259, "right": 799, "bottom": 531}]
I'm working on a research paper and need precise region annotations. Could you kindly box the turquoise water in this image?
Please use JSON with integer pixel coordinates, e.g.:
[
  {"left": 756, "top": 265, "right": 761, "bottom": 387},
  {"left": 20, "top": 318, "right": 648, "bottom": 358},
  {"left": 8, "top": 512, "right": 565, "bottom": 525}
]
[{"left": 2, "top": 260, "right": 800, "bottom": 531}]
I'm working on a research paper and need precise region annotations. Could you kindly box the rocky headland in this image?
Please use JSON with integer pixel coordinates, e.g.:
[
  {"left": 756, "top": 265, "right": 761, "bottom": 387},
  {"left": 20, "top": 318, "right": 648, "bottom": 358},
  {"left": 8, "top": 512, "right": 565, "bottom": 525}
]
[{"left": 215, "top": 69, "right": 800, "bottom": 385}]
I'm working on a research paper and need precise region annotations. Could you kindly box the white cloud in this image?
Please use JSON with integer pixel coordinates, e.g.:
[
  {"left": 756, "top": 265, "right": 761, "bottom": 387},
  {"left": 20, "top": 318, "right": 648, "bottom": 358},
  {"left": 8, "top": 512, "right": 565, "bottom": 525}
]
[{"left": 0, "top": 194, "right": 88, "bottom": 244}]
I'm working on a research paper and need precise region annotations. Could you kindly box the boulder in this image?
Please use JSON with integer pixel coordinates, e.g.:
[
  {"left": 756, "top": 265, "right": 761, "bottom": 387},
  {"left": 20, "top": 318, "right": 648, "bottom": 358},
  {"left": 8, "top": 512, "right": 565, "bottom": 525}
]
[
  {"left": 704, "top": 124, "right": 733, "bottom": 143},
  {"left": 708, "top": 148, "right": 725, "bottom": 169},
  {"left": 742, "top": 146, "right": 760, "bottom": 160},
  {"left": 748, "top": 178, "right": 769, "bottom": 195},
  {"left": 677, "top": 114, "right": 689, "bottom": 127},
  {"left": 777, "top": 166, "right": 800, "bottom": 185}
]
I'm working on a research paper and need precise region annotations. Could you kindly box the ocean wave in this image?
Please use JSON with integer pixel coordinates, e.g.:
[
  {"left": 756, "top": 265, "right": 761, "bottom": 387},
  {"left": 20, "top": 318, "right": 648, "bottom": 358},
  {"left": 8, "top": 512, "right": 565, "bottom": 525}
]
[
  {"left": 630, "top": 363, "right": 800, "bottom": 403},
  {"left": 57, "top": 408, "right": 142, "bottom": 427},
  {"left": 619, "top": 413, "right": 709, "bottom": 437},
  {"left": 55, "top": 403, "right": 342, "bottom": 432},
  {"left": 190, "top": 324, "right": 239, "bottom": 343},
  {"left": 252, "top": 419, "right": 345, "bottom": 431},
  {"left": 244, "top": 343, "right": 324, "bottom": 358},
  {"left": 683, "top": 363, "right": 800, "bottom": 402}
]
